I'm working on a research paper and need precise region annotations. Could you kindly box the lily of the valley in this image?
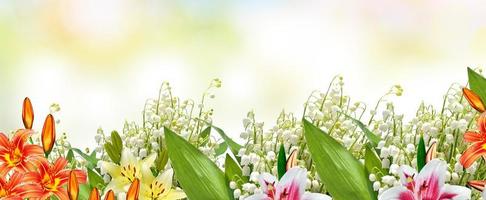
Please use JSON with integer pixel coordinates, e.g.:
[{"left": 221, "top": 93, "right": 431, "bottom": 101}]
[
  {"left": 379, "top": 159, "right": 470, "bottom": 200},
  {"left": 100, "top": 149, "right": 156, "bottom": 193},
  {"left": 246, "top": 167, "right": 331, "bottom": 200}
]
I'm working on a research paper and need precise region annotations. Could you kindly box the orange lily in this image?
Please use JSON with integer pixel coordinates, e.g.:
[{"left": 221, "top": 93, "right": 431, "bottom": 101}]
[
  {"left": 22, "top": 97, "right": 34, "bottom": 130},
  {"left": 41, "top": 114, "right": 56, "bottom": 155},
  {"left": 68, "top": 171, "right": 79, "bottom": 200},
  {"left": 0, "top": 129, "right": 43, "bottom": 176},
  {"left": 24, "top": 157, "right": 87, "bottom": 200},
  {"left": 127, "top": 178, "right": 140, "bottom": 200},
  {"left": 468, "top": 180, "right": 486, "bottom": 191},
  {"left": 463, "top": 88, "right": 486, "bottom": 113},
  {"left": 88, "top": 188, "right": 99, "bottom": 200},
  {"left": 104, "top": 190, "right": 115, "bottom": 200},
  {"left": 0, "top": 171, "right": 43, "bottom": 200}
]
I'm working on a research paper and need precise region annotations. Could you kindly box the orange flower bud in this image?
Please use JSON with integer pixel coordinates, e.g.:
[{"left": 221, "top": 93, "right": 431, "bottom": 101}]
[
  {"left": 68, "top": 171, "right": 79, "bottom": 200},
  {"left": 41, "top": 114, "right": 56, "bottom": 155},
  {"left": 463, "top": 88, "right": 486, "bottom": 112},
  {"left": 126, "top": 179, "right": 140, "bottom": 200},
  {"left": 88, "top": 188, "right": 100, "bottom": 200},
  {"left": 104, "top": 190, "right": 115, "bottom": 200},
  {"left": 286, "top": 149, "right": 298, "bottom": 171},
  {"left": 22, "top": 97, "right": 34, "bottom": 129},
  {"left": 425, "top": 141, "right": 437, "bottom": 163}
]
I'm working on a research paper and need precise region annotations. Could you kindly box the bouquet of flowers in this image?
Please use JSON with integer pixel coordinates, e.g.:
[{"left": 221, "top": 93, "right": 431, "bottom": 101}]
[{"left": 4, "top": 68, "right": 486, "bottom": 200}]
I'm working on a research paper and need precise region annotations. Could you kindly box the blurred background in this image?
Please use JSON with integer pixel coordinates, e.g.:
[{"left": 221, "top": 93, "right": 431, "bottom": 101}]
[{"left": 0, "top": 0, "right": 485, "bottom": 148}]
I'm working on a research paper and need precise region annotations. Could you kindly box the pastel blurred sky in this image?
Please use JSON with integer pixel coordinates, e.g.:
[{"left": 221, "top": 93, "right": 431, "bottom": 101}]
[{"left": 0, "top": 0, "right": 485, "bottom": 148}]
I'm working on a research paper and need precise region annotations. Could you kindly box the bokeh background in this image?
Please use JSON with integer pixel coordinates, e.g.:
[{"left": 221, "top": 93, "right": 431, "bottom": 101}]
[{"left": 0, "top": 0, "right": 485, "bottom": 149}]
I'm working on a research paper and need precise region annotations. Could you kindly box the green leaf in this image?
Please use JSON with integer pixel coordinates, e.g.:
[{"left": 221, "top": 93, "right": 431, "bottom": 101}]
[
  {"left": 104, "top": 143, "right": 121, "bottom": 164},
  {"left": 303, "top": 119, "right": 375, "bottom": 200},
  {"left": 198, "top": 126, "right": 211, "bottom": 146},
  {"left": 215, "top": 142, "right": 228, "bottom": 156},
  {"left": 110, "top": 130, "right": 123, "bottom": 153},
  {"left": 206, "top": 123, "right": 242, "bottom": 157},
  {"left": 343, "top": 114, "right": 380, "bottom": 147},
  {"left": 87, "top": 167, "right": 105, "bottom": 190},
  {"left": 155, "top": 146, "right": 169, "bottom": 171},
  {"left": 72, "top": 148, "right": 98, "bottom": 169},
  {"left": 224, "top": 154, "right": 246, "bottom": 183},
  {"left": 468, "top": 67, "right": 486, "bottom": 103},
  {"left": 66, "top": 149, "right": 74, "bottom": 163},
  {"left": 79, "top": 184, "right": 91, "bottom": 200},
  {"left": 417, "top": 135, "right": 426, "bottom": 172},
  {"left": 364, "top": 144, "right": 385, "bottom": 179},
  {"left": 165, "top": 127, "right": 233, "bottom": 200},
  {"left": 277, "top": 144, "right": 287, "bottom": 180}
]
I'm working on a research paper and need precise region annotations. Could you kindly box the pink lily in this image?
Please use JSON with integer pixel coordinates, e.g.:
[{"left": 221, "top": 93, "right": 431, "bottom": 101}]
[
  {"left": 246, "top": 168, "right": 331, "bottom": 200},
  {"left": 379, "top": 159, "right": 470, "bottom": 200}
]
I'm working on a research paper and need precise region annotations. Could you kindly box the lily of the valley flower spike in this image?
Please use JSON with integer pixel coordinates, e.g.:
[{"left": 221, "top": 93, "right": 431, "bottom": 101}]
[
  {"left": 0, "top": 171, "right": 42, "bottom": 199},
  {"left": 140, "top": 169, "right": 186, "bottom": 200},
  {"left": 68, "top": 171, "right": 79, "bottom": 200},
  {"left": 246, "top": 168, "right": 332, "bottom": 200},
  {"left": 41, "top": 114, "right": 56, "bottom": 156},
  {"left": 378, "top": 159, "right": 470, "bottom": 200},
  {"left": 127, "top": 178, "right": 140, "bottom": 200},
  {"left": 24, "top": 157, "right": 87, "bottom": 200},
  {"left": 22, "top": 97, "right": 34, "bottom": 130},
  {"left": 100, "top": 149, "right": 156, "bottom": 193},
  {"left": 0, "top": 129, "right": 43, "bottom": 176}
]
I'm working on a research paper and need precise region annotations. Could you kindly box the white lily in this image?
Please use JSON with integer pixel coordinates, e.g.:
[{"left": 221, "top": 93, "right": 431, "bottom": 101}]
[
  {"left": 379, "top": 159, "right": 470, "bottom": 200},
  {"left": 246, "top": 167, "right": 332, "bottom": 200},
  {"left": 100, "top": 149, "right": 157, "bottom": 193}
]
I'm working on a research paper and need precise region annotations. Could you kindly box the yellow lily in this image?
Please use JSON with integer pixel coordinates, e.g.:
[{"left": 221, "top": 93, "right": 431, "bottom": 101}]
[
  {"left": 100, "top": 149, "right": 157, "bottom": 193},
  {"left": 140, "top": 169, "right": 186, "bottom": 200}
]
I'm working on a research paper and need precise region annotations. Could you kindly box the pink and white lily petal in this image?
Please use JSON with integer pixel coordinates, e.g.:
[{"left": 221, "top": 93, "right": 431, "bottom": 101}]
[
  {"left": 379, "top": 159, "right": 470, "bottom": 200},
  {"left": 302, "top": 192, "right": 333, "bottom": 200},
  {"left": 245, "top": 193, "right": 272, "bottom": 200}
]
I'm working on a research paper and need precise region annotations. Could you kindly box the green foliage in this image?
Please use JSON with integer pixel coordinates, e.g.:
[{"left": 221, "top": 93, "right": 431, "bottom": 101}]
[
  {"left": 343, "top": 114, "right": 380, "bottom": 148},
  {"left": 277, "top": 144, "right": 287, "bottom": 180},
  {"left": 468, "top": 67, "right": 486, "bottom": 102},
  {"left": 225, "top": 154, "right": 247, "bottom": 185},
  {"left": 303, "top": 119, "right": 375, "bottom": 200},
  {"left": 165, "top": 127, "right": 233, "bottom": 200},
  {"left": 104, "top": 131, "right": 123, "bottom": 164},
  {"left": 364, "top": 144, "right": 385, "bottom": 179},
  {"left": 417, "top": 135, "right": 426, "bottom": 172}
]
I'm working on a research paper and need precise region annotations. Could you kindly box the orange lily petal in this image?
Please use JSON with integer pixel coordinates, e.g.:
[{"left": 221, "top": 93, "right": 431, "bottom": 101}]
[
  {"left": 468, "top": 180, "right": 486, "bottom": 191},
  {"left": 104, "top": 190, "right": 115, "bottom": 200},
  {"left": 286, "top": 149, "right": 298, "bottom": 171},
  {"left": 463, "top": 88, "right": 486, "bottom": 112},
  {"left": 464, "top": 131, "right": 485, "bottom": 143},
  {"left": 426, "top": 141, "right": 437, "bottom": 163},
  {"left": 88, "top": 188, "right": 100, "bottom": 200},
  {"left": 460, "top": 142, "right": 486, "bottom": 168},
  {"left": 68, "top": 171, "right": 79, "bottom": 200},
  {"left": 479, "top": 113, "right": 486, "bottom": 133},
  {"left": 22, "top": 97, "right": 34, "bottom": 130},
  {"left": 41, "top": 114, "right": 56, "bottom": 154},
  {"left": 126, "top": 179, "right": 140, "bottom": 200}
]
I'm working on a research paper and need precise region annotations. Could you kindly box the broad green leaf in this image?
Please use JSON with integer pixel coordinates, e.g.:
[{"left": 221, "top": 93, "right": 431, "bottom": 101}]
[
  {"left": 87, "top": 167, "right": 105, "bottom": 190},
  {"left": 225, "top": 154, "right": 247, "bottom": 184},
  {"left": 303, "top": 119, "right": 375, "bottom": 200},
  {"left": 468, "top": 67, "right": 486, "bottom": 103},
  {"left": 198, "top": 126, "right": 211, "bottom": 146},
  {"left": 277, "top": 144, "right": 286, "bottom": 179},
  {"left": 417, "top": 135, "right": 426, "bottom": 172},
  {"left": 165, "top": 127, "right": 233, "bottom": 200},
  {"left": 343, "top": 114, "right": 380, "bottom": 147},
  {"left": 110, "top": 130, "right": 123, "bottom": 153},
  {"left": 364, "top": 144, "right": 385, "bottom": 179}
]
